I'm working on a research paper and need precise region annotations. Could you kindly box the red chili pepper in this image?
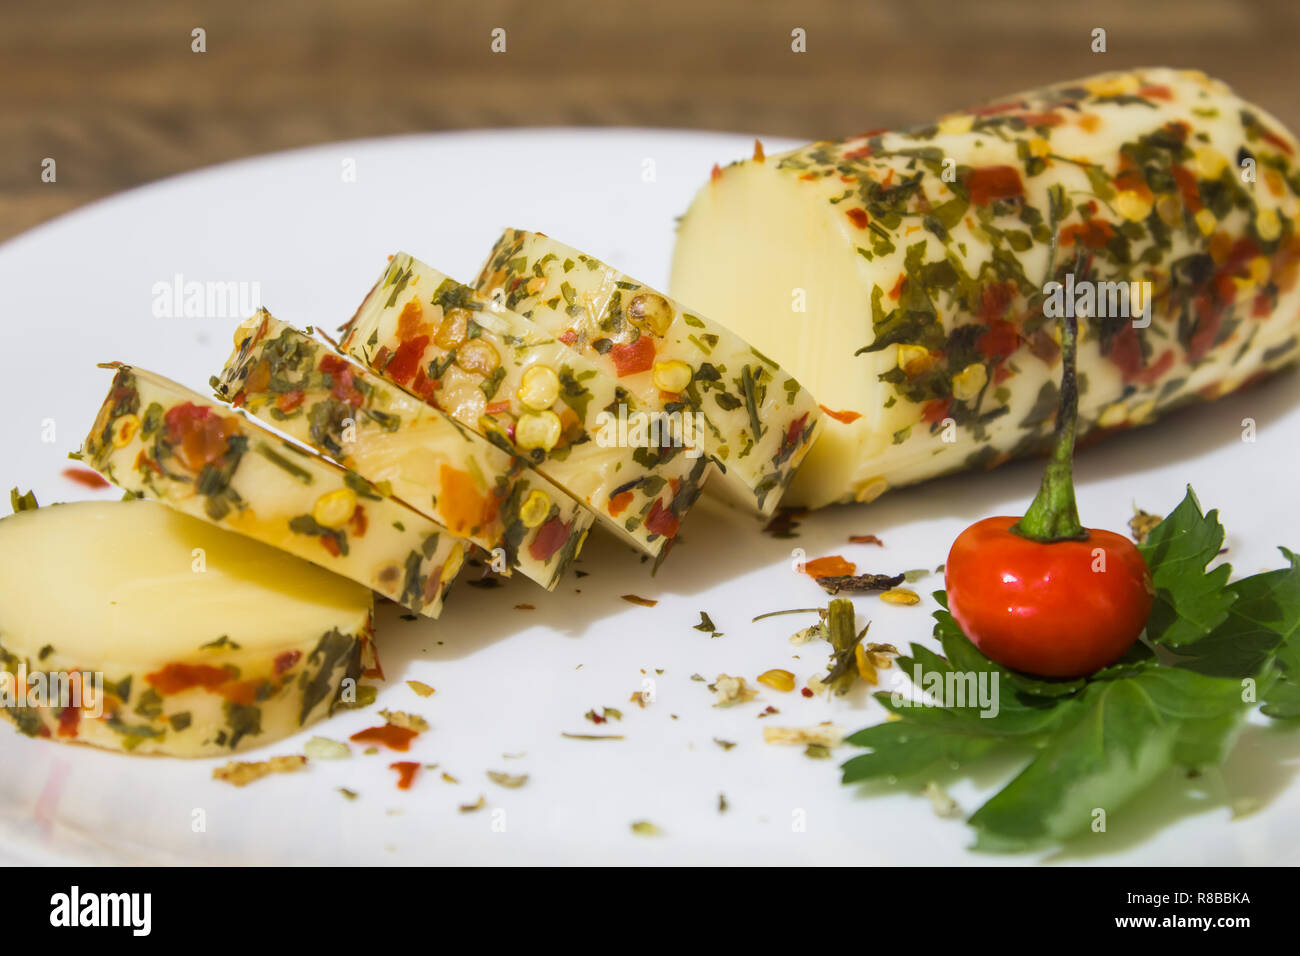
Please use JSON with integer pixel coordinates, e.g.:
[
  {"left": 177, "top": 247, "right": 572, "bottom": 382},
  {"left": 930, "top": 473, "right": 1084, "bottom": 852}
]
[
  {"left": 528, "top": 515, "right": 571, "bottom": 562},
  {"left": 609, "top": 336, "right": 656, "bottom": 377},
  {"left": 944, "top": 311, "right": 1153, "bottom": 678}
]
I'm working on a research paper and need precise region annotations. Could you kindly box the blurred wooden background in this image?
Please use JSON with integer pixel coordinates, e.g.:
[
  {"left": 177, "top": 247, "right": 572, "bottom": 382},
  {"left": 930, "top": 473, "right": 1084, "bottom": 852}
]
[{"left": 3, "top": 0, "right": 1298, "bottom": 242}]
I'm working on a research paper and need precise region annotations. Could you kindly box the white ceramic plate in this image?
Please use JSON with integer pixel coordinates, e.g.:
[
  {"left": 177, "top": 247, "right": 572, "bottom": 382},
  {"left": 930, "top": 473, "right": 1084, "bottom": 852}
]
[{"left": 1, "top": 129, "right": 1298, "bottom": 866}]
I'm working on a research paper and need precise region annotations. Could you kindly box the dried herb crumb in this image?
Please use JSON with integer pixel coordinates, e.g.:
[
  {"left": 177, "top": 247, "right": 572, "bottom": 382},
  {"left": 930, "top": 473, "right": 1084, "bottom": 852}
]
[{"left": 621, "top": 594, "right": 658, "bottom": 607}]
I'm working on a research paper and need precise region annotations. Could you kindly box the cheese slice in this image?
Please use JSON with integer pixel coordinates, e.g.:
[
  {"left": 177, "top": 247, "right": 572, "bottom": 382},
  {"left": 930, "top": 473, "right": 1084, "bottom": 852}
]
[
  {"left": 83, "top": 364, "right": 468, "bottom": 617},
  {"left": 339, "top": 254, "right": 711, "bottom": 557},
  {"left": 0, "top": 499, "right": 373, "bottom": 757},
  {"left": 475, "top": 230, "right": 823, "bottom": 514},
  {"left": 672, "top": 67, "right": 1300, "bottom": 508},
  {"left": 214, "top": 312, "right": 593, "bottom": 591}
]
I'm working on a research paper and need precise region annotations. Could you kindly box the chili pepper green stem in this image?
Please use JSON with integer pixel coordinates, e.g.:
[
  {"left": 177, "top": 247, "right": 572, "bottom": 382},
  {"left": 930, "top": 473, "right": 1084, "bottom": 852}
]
[{"left": 1011, "top": 311, "right": 1088, "bottom": 543}]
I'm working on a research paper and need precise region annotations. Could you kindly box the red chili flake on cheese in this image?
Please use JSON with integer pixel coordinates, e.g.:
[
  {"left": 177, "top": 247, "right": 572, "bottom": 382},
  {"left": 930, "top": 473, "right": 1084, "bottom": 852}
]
[
  {"left": 888, "top": 274, "right": 906, "bottom": 300},
  {"left": 966, "top": 166, "right": 1024, "bottom": 206},
  {"left": 1259, "top": 126, "right": 1295, "bottom": 156},
  {"left": 57, "top": 706, "right": 80, "bottom": 738},
  {"left": 1110, "top": 326, "right": 1178, "bottom": 383},
  {"left": 528, "top": 515, "right": 571, "bottom": 562},
  {"left": 146, "top": 662, "right": 232, "bottom": 694},
  {"left": 846, "top": 208, "right": 870, "bottom": 229},
  {"left": 1137, "top": 84, "right": 1173, "bottom": 101},
  {"left": 818, "top": 405, "right": 861, "bottom": 425},
  {"left": 390, "top": 761, "right": 420, "bottom": 790},
  {"left": 61, "top": 467, "right": 110, "bottom": 489},
  {"left": 1170, "top": 165, "right": 1203, "bottom": 213},
  {"left": 710, "top": 163, "right": 724, "bottom": 183},
  {"left": 644, "top": 499, "right": 680, "bottom": 539},
  {"left": 849, "top": 534, "right": 884, "bottom": 546},
  {"left": 803, "top": 555, "right": 856, "bottom": 579},
  {"left": 558, "top": 329, "right": 578, "bottom": 345},
  {"left": 484, "top": 400, "right": 511, "bottom": 416},
  {"left": 274, "top": 650, "right": 302, "bottom": 675},
  {"left": 409, "top": 367, "right": 439, "bottom": 402},
  {"left": 921, "top": 397, "right": 953, "bottom": 425},
  {"left": 350, "top": 724, "right": 418, "bottom": 752},
  {"left": 349, "top": 505, "right": 368, "bottom": 538},
  {"left": 607, "top": 490, "right": 634, "bottom": 517},
  {"left": 610, "top": 337, "right": 655, "bottom": 377},
  {"left": 397, "top": 299, "right": 425, "bottom": 339},
  {"left": 978, "top": 281, "right": 1016, "bottom": 321},
  {"left": 384, "top": 335, "right": 429, "bottom": 385},
  {"left": 969, "top": 101, "right": 1023, "bottom": 117},
  {"left": 976, "top": 320, "right": 1020, "bottom": 360},
  {"left": 218, "top": 679, "right": 264, "bottom": 707},
  {"left": 320, "top": 533, "right": 342, "bottom": 558},
  {"left": 275, "top": 389, "right": 305, "bottom": 413},
  {"left": 1059, "top": 219, "right": 1116, "bottom": 249},
  {"left": 164, "top": 403, "right": 239, "bottom": 472}
]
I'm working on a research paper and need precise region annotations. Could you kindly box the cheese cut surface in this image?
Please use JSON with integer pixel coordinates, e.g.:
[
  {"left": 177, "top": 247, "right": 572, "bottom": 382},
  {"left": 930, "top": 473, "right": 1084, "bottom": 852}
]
[
  {"left": 0, "top": 500, "right": 373, "bottom": 756},
  {"left": 672, "top": 68, "right": 1300, "bottom": 508},
  {"left": 214, "top": 312, "right": 592, "bottom": 591},
  {"left": 475, "top": 230, "right": 823, "bottom": 514},
  {"left": 339, "top": 254, "right": 711, "bottom": 557},
  {"left": 83, "top": 365, "right": 468, "bottom": 617}
]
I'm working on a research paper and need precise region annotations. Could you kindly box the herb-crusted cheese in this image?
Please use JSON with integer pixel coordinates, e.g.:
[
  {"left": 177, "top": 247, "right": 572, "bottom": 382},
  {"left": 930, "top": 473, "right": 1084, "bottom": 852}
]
[
  {"left": 214, "top": 312, "right": 593, "bottom": 591},
  {"left": 475, "top": 230, "right": 823, "bottom": 514},
  {"left": 83, "top": 365, "right": 468, "bottom": 618},
  {"left": 0, "top": 500, "right": 373, "bottom": 756},
  {"left": 339, "top": 254, "right": 711, "bottom": 557},
  {"left": 672, "top": 68, "right": 1300, "bottom": 508}
]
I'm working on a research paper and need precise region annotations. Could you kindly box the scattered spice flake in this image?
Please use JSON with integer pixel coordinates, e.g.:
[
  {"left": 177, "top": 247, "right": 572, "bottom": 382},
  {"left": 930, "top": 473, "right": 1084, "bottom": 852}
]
[
  {"left": 390, "top": 761, "right": 420, "bottom": 790},
  {"left": 585, "top": 706, "right": 622, "bottom": 724},
  {"left": 763, "top": 725, "right": 844, "bottom": 748},
  {"left": 630, "top": 821, "right": 662, "bottom": 836},
  {"left": 1129, "top": 507, "right": 1162, "bottom": 544},
  {"left": 441, "top": 771, "right": 459, "bottom": 784},
  {"left": 718, "top": 793, "right": 729, "bottom": 813},
  {"left": 713, "top": 674, "right": 758, "bottom": 707},
  {"left": 816, "top": 571, "right": 904, "bottom": 594},
  {"left": 460, "top": 795, "right": 486, "bottom": 813},
  {"left": 350, "top": 724, "right": 418, "bottom": 752},
  {"left": 629, "top": 691, "right": 651, "bottom": 708},
  {"left": 817, "top": 404, "right": 862, "bottom": 425},
  {"left": 303, "top": 736, "right": 350, "bottom": 760},
  {"left": 756, "top": 669, "right": 796, "bottom": 692},
  {"left": 802, "top": 555, "right": 856, "bottom": 579},
  {"left": 901, "top": 568, "right": 930, "bottom": 583},
  {"left": 848, "top": 534, "right": 883, "bottom": 546},
  {"left": 804, "top": 744, "right": 833, "bottom": 759},
  {"left": 713, "top": 738, "right": 737, "bottom": 751},
  {"left": 487, "top": 770, "right": 529, "bottom": 789},
  {"left": 925, "top": 781, "right": 962, "bottom": 819},
  {"left": 61, "top": 466, "right": 110, "bottom": 489},
  {"left": 758, "top": 705, "right": 780, "bottom": 718},
  {"left": 621, "top": 594, "right": 658, "bottom": 607},
  {"left": 762, "top": 507, "right": 807, "bottom": 538},
  {"left": 692, "top": 611, "right": 724, "bottom": 638},
  {"left": 854, "top": 644, "right": 879, "bottom": 685},
  {"left": 503, "top": 752, "right": 526, "bottom": 760},
  {"left": 879, "top": 588, "right": 921, "bottom": 606},
  {"left": 514, "top": 603, "right": 536, "bottom": 610},
  {"left": 378, "top": 709, "right": 430, "bottom": 732},
  {"left": 690, "top": 673, "right": 707, "bottom": 682},
  {"left": 213, "top": 755, "right": 307, "bottom": 787},
  {"left": 337, "top": 684, "right": 378, "bottom": 710},
  {"left": 406, "top": 680, "right": 436, "bottom": 699},
  {"left": 338, "top": 788, "right": 358, "bottom": 801},
  {"left": 562, "top": 732, "right": 625, "bottom": 741}
]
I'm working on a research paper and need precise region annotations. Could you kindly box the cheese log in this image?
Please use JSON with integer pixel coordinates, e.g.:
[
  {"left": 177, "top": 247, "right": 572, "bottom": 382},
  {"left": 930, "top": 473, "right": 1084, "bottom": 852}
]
[
  {"left": 475, "top": 230, "right": 823, "bottom": 514},
  {"left": 672, "top": 67, "right": 1300, "bottom": 508},
  {"left": 339, "top": 254, "right": 711, "bottom": 557},
  {"left": 213, "top": 312, "right": 593, "bottom": 591},
  {"left": 0, "top": 499, "right": 373, "bottom": 756},
  {"left": 83, "top": 365, "right": 468, "bottom": 617}
]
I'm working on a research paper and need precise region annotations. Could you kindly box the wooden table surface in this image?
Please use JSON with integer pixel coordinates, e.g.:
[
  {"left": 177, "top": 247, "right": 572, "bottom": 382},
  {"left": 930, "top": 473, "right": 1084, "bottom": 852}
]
[{"left": 3, "top": 0, "right": 1297, "bottom": 242}]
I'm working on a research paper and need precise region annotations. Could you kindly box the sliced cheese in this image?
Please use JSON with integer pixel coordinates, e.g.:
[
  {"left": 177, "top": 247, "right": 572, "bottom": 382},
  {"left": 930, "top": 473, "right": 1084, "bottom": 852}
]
[
  {"left": 214, "top": 312, "right": 593, "bottom": 591},
  {"left": 671, "top": 67, "right": 1300, "bottom": 508},
  {"left": 0, "top": 499, "right": 373, "bottom": 757},
  {"left": 339, "top": 254, "right": 712, "bottom": 557},
  {"left": 83, "top": 364, "right": 468, "bottom": 617},
  {"left": 475, "top": 230, "right": 823, "bottom": 514}
]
